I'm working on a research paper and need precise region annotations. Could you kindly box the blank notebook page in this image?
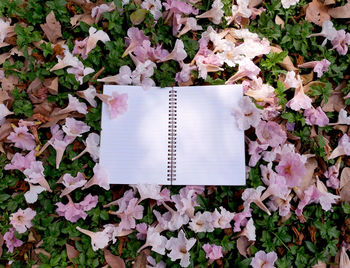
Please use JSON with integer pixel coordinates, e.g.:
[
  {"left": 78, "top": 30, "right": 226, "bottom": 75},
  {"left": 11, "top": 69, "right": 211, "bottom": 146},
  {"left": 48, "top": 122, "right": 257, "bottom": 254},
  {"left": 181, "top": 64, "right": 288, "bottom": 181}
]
[
  {"left": 100, "top": 85, "right": 169, "bottom": 184},
  {"left": 175, "top": 85, "right": 245, "bottom": 185}
]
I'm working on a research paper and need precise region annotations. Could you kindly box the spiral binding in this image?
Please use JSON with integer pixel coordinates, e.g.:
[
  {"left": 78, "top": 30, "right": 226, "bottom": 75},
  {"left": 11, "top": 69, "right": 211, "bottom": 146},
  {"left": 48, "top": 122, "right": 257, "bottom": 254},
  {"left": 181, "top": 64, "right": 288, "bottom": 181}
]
[{"left": 167, "top": 88, "right": 177, "bottom": 184}]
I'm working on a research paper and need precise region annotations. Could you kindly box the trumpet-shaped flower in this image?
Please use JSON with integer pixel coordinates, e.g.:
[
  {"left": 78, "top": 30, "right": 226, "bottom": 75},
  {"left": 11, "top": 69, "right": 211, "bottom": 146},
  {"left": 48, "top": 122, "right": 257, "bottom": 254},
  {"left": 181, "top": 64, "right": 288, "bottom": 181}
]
[
  {"left": 107, "top": 91, "right": 128, "bottom": 119},
  {"left": 242, "top": 186, "right": 271, "bottom": 215},
  {"left": 77, "top": 85, "right": 97, "bottom": 108},
  {"left": 256, "top": 121, "right": 287, "bottom": 148},
  {"left": 226, "top": 58, "right": 260, "bottom": 83},
  {"left": 251, "top": 250, "right": 278, "bottom": 268},
  {"left": 298, "top": 59, "right": 330, "bottom": 78},
  {"left": 0, "top": 103, "right": 13, "bottom": 123},
  {"left": 72, "top": 38, "right": 88, "bottom": 59},
  {"left": 281, "top": 0, "right": 299, "bottom": 8},
  {"left": 331, "top": 29, "right": 350, "bottom": 55},
  {"left": 72, "top": 133, "right": 100, "bottom": 162},
  {"left": 166, "top": 230, "right": 196, "bottom": 267},
  {"left": 0, "top": 18, "right": 13, "bottom": 43},
  {"left": 10, "top": 208, "right": 36, "bottom": 234},
  {"left": 5, "top": 151, "right": 36, "bottom": 172},
  {"left": 189, "top": 211, "right": 214, "bottom": 233},
  {"left": 62, "top": 117, "right": 90, "bottom": 137},
  {"left": 110, "top": 198, "right": 143, "bottom": 230},
  {"left": 163, "top": 39, "right": 187, "bottom": 62},
  {"left": 50, "top": 135, "right": 75, "bottom": 169},
  {"left": 329, "top": 134, "right": 350, "bottom": 159},
  {"left": 276, "top": 152, "right": 306, "bottom": 187},
  {"left": 304, "top": 106, "right": 329, "bottom": 127},
  {"left": 308, "top": 20, "right": 338, "bottom": 46},
  {"left": 4, "top": 228, "right": 23, "bottom": 253},
  {"left": 60, "top": 172, "right": 87, "bottom": 197},
  {"left": 76, "top": 226, "right": 110, "bottom": 251},
  {"left": 196, "top": 0, "right": 224, "bottom": 24},
  {"left": 67, "top": 61, "right": 94, "bottom": 85},
  {"left": 177, "top": 17, "right": 202, "bottom": 37},
  {"left": 232, "top": 96, "right": 261, "bottom": 130},
  {"left": 286, "top": 86, "right": 312, "bottom": 111},
  {"left": 202, "top": 244, "right": 223, "bottom": 263},
  {"left": 138, "top": 226, "right": 168, "bottom": 255},
  {"left": 141, "top": 0, "right": 162, "bottom": 20},
  {"left": 24, "top": 183, "right": 46, "bottom": 204},
  {"left": 211, "top": 206, "right": 235, "bottom": 229},
  {"left": 56, "top": 94, "right": 88, "bottom": 115},
  {"left": 86, "top": 27, "right": 110, "bottom": 55},
  {"left": 24, "top": 161, "right": 51, "bottom": 192},
  {"left": 8, "top": 126, "right": 36, "bottom": 151},
  {"left": 123, "top": 27, "right": 149, "bottom": 57},
  {"left": 82, "top": 163, "right": 109, "bottom": 190}
]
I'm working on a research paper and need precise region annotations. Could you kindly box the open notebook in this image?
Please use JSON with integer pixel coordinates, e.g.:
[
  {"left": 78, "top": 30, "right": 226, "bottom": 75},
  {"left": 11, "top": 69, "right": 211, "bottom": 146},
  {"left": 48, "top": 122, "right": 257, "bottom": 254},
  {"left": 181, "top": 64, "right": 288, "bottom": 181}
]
[{"left": 100, "top": 85, "right": 245, "bottom": 185}]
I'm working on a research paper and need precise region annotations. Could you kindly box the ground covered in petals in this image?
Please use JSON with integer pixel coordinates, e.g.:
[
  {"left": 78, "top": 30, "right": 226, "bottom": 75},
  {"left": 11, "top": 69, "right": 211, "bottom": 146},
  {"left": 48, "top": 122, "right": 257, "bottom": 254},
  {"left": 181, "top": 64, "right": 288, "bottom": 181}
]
[{"left": 0, "top": 0, "right": 350, "bottom": 267}]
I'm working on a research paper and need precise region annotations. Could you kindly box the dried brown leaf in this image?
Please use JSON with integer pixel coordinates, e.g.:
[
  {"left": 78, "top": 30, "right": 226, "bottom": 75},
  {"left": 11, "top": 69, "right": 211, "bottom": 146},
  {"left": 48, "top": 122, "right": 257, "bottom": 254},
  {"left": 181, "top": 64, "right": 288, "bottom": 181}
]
[
  {"left": 237, "top": 236, "right": 252, "bottom": 257},
  {"left": 300, "top": 71, "right": 314, "bottom": 85},
  {"left": 291, "top": 226, "right": 304, "bottom": 245},
  {"left": 34, "top": 248, "right": 51, "bottom": 258},
  {"left": 0, "top": 119, "right": 15, "bottom": 141},
  {"left": 132, "top": 251, "right": 148, "bottom": 268},
  {"left": 340, "top": 167, "right": 350, "bottom": 189},
  {"left": 321, "top": 92, "right": 346, "bottom": 112},
  {"left": 324, "top": 0, "right": 335, "bottom": 4},
  {"left": 249, "top": 0, "right": 263, "bottom": 7},
  {"left": 298, "top": 157, "right": 318, "bottom": 194},
  {"left": 305, "top": 0, "right": 330, "bottom": 26},
  {"left": 40, "top": 11, "right": 62, "bottom": 43},
  {"left": 270, "top": 45, "right": 297, "bottom": 71},
  {"left": 275, "top": 15, "right": 285, "bottom": 28},
  {"left": 328, "top": 2, "right": 350, "bottom": 18},
  {"left": 66, "top": 243, "right": 79, "bottom": 264},
  {"left": 44, "top": 77, "right": 59, "bottom": 95},
  {"left": 103, "top": 249, "right": 126, "bottom": 268}
]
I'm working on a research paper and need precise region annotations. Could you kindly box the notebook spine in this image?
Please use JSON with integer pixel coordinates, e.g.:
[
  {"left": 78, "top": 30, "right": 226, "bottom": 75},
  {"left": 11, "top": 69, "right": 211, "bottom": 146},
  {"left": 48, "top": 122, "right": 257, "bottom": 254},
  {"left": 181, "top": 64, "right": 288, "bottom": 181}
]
[{"left": 167, "top": 89, "right": 177, "bottom": 184}]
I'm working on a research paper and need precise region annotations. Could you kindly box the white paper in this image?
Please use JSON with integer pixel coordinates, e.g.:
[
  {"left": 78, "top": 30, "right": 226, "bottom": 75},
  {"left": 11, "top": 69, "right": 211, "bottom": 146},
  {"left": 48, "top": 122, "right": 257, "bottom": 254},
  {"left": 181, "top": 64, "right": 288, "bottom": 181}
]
[
  {"left": 100, "top": 85, "right": 169, "bottom": 184},
  {"left": 175, "top": 85, "right": 245, "bottom": 185},
  {"left": 100, "top": 85, "right": 245, "bottom": 186}
]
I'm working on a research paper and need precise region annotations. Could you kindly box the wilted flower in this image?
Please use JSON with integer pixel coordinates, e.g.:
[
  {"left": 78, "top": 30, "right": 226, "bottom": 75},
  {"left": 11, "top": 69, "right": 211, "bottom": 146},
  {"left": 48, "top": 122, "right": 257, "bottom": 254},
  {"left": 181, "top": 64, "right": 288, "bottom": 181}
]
[
  {"left": 298, "top": 59, "right": 331, "bottom": 78},
  {"left": 196, "top": 0, "right": 224, "bottom": 24},
  {"left": 304, "top": 106, "right": 329, "bottom": 127},
  {"left": 67, "top": 61, "right": 94, "bottom": 85},
  {"left": 0, "top": 103, "right": 13, "bottom": 123},
  {"left": 331, "top": 29, "right": 350, "bottom": 55},
  {"left": 110, "top": 198, "right": 143, "bottom": 230},
  {"left": 23, "top": 161, "right": 52, "bottom": 192},
  {"left": 24, "top": 183, "right": 46, "bottom": 204},
  {"left": 211, "top": 206, "right": 235, "bottom": 229},
  {"left": 76, "top": 226, "right": 110, "bottom": 251},
  {"left": 86, "top": 27, "right": 110, "bottom": 55},
  {"left": 56, "top": 94, "right": 88, "bottom": 115},
  {"left": 242, "top": 186, "right": 271, "bottom": 215},
  {"left": 62, "top": 117, "right": 90, "bottom": 137},
  {"left": 138, "top": 226, "right": 168, "bottom": 255},
  {"left": 77, "top": 85, "right": 97, "bottom": 108},
  {"left": 123, "top": 27, "right": 149, "bottom": 57},
  {"left": 275, "top": 152, "right": 306, "bottom": 187},
  {"left": 329, "top": 134, "right": 350, "bottom": 159},
  {"left": 255, "top": 121, "right": 287, "bottom": 148},
  {"left": 5, "top": 151, "right": 36, "bottom": 172},
  {"left": 141, "top": 0, "right": 162, "bottom": 20},
  {"left": 60, "top": 172, "right": 87, "bottom": 197}
]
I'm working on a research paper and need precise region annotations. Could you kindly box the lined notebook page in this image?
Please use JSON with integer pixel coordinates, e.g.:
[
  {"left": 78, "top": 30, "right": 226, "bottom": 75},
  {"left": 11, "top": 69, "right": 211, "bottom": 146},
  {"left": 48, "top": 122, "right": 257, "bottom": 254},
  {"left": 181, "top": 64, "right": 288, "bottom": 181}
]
[
  {"left": 100, "top": 85, "right": 169, "bottom": 184},
  {"left": 174, "top": 85, "right": 245, "bottom": 185}
]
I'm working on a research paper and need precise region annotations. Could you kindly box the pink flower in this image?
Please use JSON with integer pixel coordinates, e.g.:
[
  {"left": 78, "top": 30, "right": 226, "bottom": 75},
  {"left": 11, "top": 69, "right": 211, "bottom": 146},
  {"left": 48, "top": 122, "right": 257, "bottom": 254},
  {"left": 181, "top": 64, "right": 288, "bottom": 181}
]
[
  {"left": 104, "top": 189, "right": 134, "bottom": 208},
  {"left": 251, "top": 250, "right": 278, "bottom": 268},
  {"left": 298, "top": 59, "right": 331, "bottom": 78},
  {"left": 317, "top": 178, "right": 340, "bottom": 212},
  {"left": 275, "top": 152, "right": 306, "bottom": 187},
  {"left": 189, "top": 211, "right": 214, "bottom": 233},
  {"left": 154, "top": 207, "right": 189, "bottom": 231},
  {"left": 232, "top": 96, "right": 261, "bottom": 130},
  {"left": 134, "top": 184, "right": 162, "bottom": 202},
  {"left": 211, "top": 206, "right": 235, "bottom": 229},
  {"left": 281, "top": 0, "right": 299, "bottom": 8},
  {"left": 331, "top": 30, "right": 350, "bottom": 55},
  {"left": 91, "top": 4, "right": 110, "bottom": 23},
  {"left": 60, "top": 172, "right": 87, "bottom": 197},
  {"left": 177, "top": 17, "right": 202, "bottom": 38},
  {"left": 110, "top": 198, "right": 143, "bottom": 230},
  {"left": 86, "top": 27, "right": 110, "bottom": 55},
  {"left": 175, "top": 61, "right": 196, "bottom": 84},
  {"left": 242, "top": 186, "right": 271, "bottom": 215},
  {"left": 24, "top": 183, "right": 46, "bottom": 204},
  {"left": 284, "top": 71, "right": 301, "bottom": 89},
  {"left": 202, "top": 244, "right": 223, "bottom": 263},
  {"left": 233, "top": 209, "right": 252, "bottom": 232},
  {"left": 72, "top": 133, "right": 100, "bottom": 162},
  {"left": 5, "top": 151, "right": 36, "bottom": 172},
  {"left": 308, "top": 21, "right": 338, "bottom": 46},
  {"left": 147, "top": 256, "right": 166, "bottom": 268},
  {"left": 324, "top": 164, "right": 340, "bottom": 189},
  {"left": 287, "top": 86, "right": 312, "bottom": 111},
  {"left": 166, "top": 229, "right": 196, "bottom": 267},
  {"left": 226, "top": 58, "right": 260, "bottom": 84},
  {"left": 0, "top": 103, "right": 13, "bottom": 122},
  {"left": 62, "top": 117, "right": 90, "bottom": 137},
  {"left": 196, "top": 0, "right": 224, "bottom": 25},
  {"left": 56, "top": 194, "right": 97, "bottom": 222},
  {"left": 163, "top": 39, "right": 187, "bottom": 62},
  {"left": 340, "top": 247, "right": 350, "bottom": 268},
  {"left": 67, "top": 61, "right": 94, "bottom": 85},
  {"left": 244, "top": 77, "right": 275, "bottom": 103},
  {"left": 50, "top": 135, "right": 75, "bottom": 169},
  {"left": 248, "top": 140, "right": 269, "bottom": 167},
  {"left": 98, "top": 65, "right": 132, "bottom": 85},
  {"left": 82, "top": 163, "right": 109, "bottom": 190},
  {"left": 131, "top": 58, "right": 156, "bottom": 89},
  {"left": 123, "top": 27, "right": 149, "bottom": 57},
  {"left": 256, "top": 121, "right": 287, "bottom": 148},
  {"left": 240, "top": 218, "right": 256, "bottom": 241},
  {"left": 23, "top": 161, "right": 51, "bottom": 192},
  {"left": 295, "top": 185, "right": 321, "bottom": 216},
  {"left": 77, "top": 85, "right": 97, "bottom": 108},
  {"left": 329, "top": 134, "right": 350, "bottom": 159},
  {"left": 56, "top": 94, "right": 88, "bottom": 115},
  {"left": 136, "top": 223, "right": 148, "bottom": 240},
  {"left": 72, "top": 38, "right": 88, "bottom": 59},
  {"left": 267, "top": 195, "right": 292, "bottom": 217},
  {"left": 0, "top": 18, "right": 13, "bottom": 43},
  {"left": 141, "top": 0, "right": 162, "bottom": 20},
  {"left": 107, "top": 91, "right": 128, "bottom": 119},
  {"left": 172, "top": 188, "right": 199, "bottom": 218},
  {"left": 8, "top": 126, "right": 36, "bottom": 150},
  {"left": 10, "top": 208, "right": 36, "bottom": 233},
  {"left": 76, "top": 226, "right": 110, "bottom": 251},
  {"left": 163, "top": 0, "right": 198, "bottom": 26},
  {"left": 4, "top": 228, "right": 23, "bottom": 253},
  {"left": 138, "top": 226, "right": 168, "bottom": 255},
  {"left": 304, "top": 106, "right": 329, "bottom": 127}
]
